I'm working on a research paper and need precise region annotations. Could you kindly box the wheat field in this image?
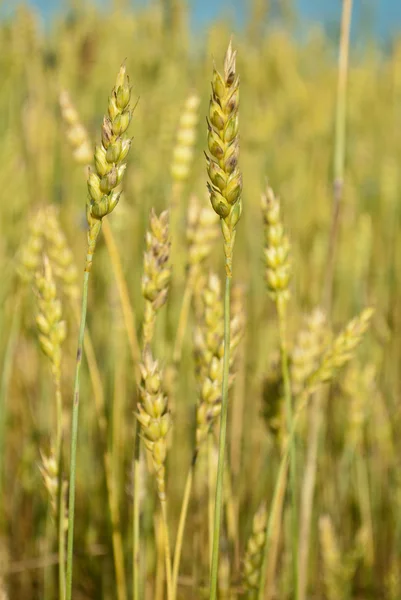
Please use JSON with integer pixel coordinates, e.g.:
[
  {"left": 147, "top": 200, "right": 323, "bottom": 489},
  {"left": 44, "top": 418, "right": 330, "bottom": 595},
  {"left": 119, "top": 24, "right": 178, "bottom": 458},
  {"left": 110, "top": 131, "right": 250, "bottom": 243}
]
[{"left": 0, "top": 1, "right": 401, "bottom": 599}]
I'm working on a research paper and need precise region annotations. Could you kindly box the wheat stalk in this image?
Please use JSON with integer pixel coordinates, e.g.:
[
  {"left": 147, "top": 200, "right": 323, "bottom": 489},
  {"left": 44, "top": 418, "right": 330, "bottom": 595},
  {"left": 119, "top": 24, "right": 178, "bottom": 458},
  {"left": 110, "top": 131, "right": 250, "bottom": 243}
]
[
  {"left": 206, "top": 39, "right": 242, "bottom": 600},
  {"left": 65, "top": 64, "right": 133, "bottom": 600}
]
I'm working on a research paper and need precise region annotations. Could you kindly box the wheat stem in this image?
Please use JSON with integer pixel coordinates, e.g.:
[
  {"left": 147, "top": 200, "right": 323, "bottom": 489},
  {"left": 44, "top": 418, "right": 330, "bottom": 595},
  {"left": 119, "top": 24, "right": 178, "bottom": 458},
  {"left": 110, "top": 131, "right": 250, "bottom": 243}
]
[
  {"left": 161, "top": 500, "right": 174, "bottom": 600},
  {"left": 70, "top": 300, "right": 127, "bottom": 600},
  {"left": 58, "top": 478, "right": 66, "bottom": 600},
  {"left": 324, "top": 0, "right": 353, "bottom": 310},
  {"left": 210, "top": 273, "right": 231, "bottom": 600},
  {"left": 172, "top": 462, "right": 195, "bottom": 596},
  {"left": 208, "top": 433, "right": 215, "bottom": 570},
  {"left": 277, "top": 298, "right": 298, "bottom": 598},
  {"left": 298, "top": 5, "right": 353, "bottom": 597},
  {"left": 258, "top": 455, "right": 290, "bottom": 600},
  {"left": 132, "top": 423, "right": 141, "bottom": 600},
  {"left": 297, "top": 394, "right": 322, "bottom": 600},
  {"left": 55, "top": 376, "right": 65, "bottom": 600},
  {"left": 65, "top": 268, "right": 90, "bottom": 600}
]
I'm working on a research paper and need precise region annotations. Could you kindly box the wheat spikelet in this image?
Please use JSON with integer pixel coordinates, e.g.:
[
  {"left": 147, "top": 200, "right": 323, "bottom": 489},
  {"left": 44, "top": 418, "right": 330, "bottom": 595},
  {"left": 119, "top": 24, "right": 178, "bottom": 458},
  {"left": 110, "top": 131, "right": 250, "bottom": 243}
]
[
  {"left": 42, "top": 206, "right": 79, "bottom": 300},
  {"left": 291, "top": 309, "right": 330, "bottom": 396},
  {"left": 309, "top": 308, "right": 374, "bottom": 390},
  {"left": 39, "top": 448, "right": 59, "bottom": 515},
  {"left": 40, "top": 447, "right": 68, "bottom": 528},
  {"left": 17, "top": 209, "right": 46, "bottom": 282},
  {"left": 242, "top": 503, "right": 267, "bottom": 591},
  {"left": 86, "top": 64, "right": 133, "bottom": 269},
  {"left": 342, "top": 362, "right": 376, "bottom": 449},
  {"left": 194, "top": 273, "right": 244, "bottom": 451},
  {"left": 186, "top": 194, "right": 219, "bottom": 277},
  {"left": 261, "top": 185, "right": 291, "bottom": 303},
  {"left": 59, "top": 90, "right": 93, "bottom": 165},
  {"left": 142, "top": 209, "right": 171, "bottom": 347},
  {"left": 34, "top": 256, "right": 67, "bottom": 379},
  {"left": 206, "top": 41, "right": 242, "bottom": 274},
  {"left": 136, "top": 348, "right": 172, "bottom": 501},
  {"left": 171, "top": 93, "right": 200, "bottom": 184}
]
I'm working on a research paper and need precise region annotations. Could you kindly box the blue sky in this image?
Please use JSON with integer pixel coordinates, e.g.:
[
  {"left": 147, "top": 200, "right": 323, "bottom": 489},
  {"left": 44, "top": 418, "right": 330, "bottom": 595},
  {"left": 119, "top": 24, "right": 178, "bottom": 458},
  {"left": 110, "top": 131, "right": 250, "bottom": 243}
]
[{"left": 7, "top": 0, "right": 401, "bottom": 41}]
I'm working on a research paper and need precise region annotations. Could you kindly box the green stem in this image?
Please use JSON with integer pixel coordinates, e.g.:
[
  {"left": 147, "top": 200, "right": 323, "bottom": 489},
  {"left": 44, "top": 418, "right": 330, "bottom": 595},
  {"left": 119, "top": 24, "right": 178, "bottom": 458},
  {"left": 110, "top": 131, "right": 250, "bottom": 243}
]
[
  {"left": 55, "top": 376, "right": 66, "bottom": 600},
  {"left": 258, "top": 453, "right": 290, "bottom": 600},
  {"left": 298, "top": 4, "right": 353, "bottom": 598},
  {"left": 257, "top": 391, "right": 312, "bottom": 599},
  {"left": 132, "top": 423, "right": 141, "bottom": 600},
  {"left": 172, "top": 462, "right": 195, "bottom": 596},
  {"left": 209, "top": 273, "right": 231, "bottom": 600},
  {"left": 324, "top": 0, "right": 353, "bottom": 311},
  {"left": 44, "top": 506, "right": 53, "bottom": 600},
  {"left": 70, "top": 299, "right": 128, "bottom": 600},
  {"left": 160, "top": 499, "right": 174, "bottom": 600},
  {"left": 277, "top": 298, "right": 298, "bottom": 599},
  {"left": 297, "top": 394, "right": 322, "bottom": 600},
  {"left": 58, "top": 478, "right": 66, "bottom": 600},
  {"left": 65, "top": 268, "right": 90, "bottom": 600},
  {"left": 208, "top": 433, "right": 215, "bottom": 570}
]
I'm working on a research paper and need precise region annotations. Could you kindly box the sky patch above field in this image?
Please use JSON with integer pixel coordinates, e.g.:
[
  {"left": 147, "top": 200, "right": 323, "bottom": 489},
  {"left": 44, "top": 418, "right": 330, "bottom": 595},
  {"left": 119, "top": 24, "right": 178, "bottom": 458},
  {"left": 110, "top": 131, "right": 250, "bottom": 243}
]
[{"left": 5, "top": 0, "right": 401, "bottom": 42}]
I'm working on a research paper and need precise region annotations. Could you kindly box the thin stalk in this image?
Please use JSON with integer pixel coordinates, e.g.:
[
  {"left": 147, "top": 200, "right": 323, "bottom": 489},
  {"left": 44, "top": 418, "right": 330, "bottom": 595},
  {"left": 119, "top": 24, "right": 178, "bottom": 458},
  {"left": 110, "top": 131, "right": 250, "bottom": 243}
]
[
  {"left": 277, "top": 298, "right": 298, "bottom": 598},
  {"left": 155, "top": 512, "right": 165, "bottom": 600},
  {"left": 65, "top": 269, "right": 90, "bottom": 600},
  {"left": 70, "top": 300, "right": 128, "bottom": 600},
  {"left": 132, "top": 423, "right": 141, "bottom": 600},
  {"left": 208, "top": 433, "right": 215, "bottom": 570},
  {"left": 44, "top": 507, "right": 53, "bottom": 600},
  {"left": 258, "top": 455, "right": 290, "bottom": 600},
  {"left": 58, "top": 480, "right": 66, "bottom": 600},
  {"left": 223, "top": 455, "right": 239, "bottom": 569},
  {"left": 112, "top": 351, "right": 124, "bottom": 506},
  {"left": 258, "top": 391, "right": 310, "bottom": 600},
  {"left": 324, "top": 0, "right": 353, "bottom": 311},
  {"left": 298, "top": 3, "right": 353, "bottom": 599},
  {"left": 229, "top": 341, "right": 246, "bottom": 570},
  {"left": 55, "top": 377, "right": 65, "bottom": 600},
  {"left": 265, "top": 460, "right": 289, "bottom": 600},
  {"left": 209, "top": 274, "right": 231, "bottom": 600},
  {"left": 160, "top": 500, "right": 174, "bottom": 600},
  {"left": 172, "top": 462, "right": 194, "bottom": 596},
  {"left": 297, "top": 394, "right": 322, "bottom": 600}
]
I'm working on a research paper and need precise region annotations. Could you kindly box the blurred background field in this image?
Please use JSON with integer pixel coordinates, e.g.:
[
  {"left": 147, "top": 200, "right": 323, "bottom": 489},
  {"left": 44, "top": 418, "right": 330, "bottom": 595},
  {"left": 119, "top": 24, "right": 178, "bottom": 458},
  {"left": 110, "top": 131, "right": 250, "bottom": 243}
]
[{"left": 1, "top": 0, "right": 401, "bottom": 599}]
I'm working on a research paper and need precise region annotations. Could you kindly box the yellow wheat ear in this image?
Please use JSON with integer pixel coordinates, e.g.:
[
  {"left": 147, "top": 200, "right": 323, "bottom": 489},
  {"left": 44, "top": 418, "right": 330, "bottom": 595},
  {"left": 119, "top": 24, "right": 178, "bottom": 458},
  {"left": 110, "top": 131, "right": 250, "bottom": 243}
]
[
  {"left": 206, "top": 40, "right": 242, "bottom": 277},
  {"left": 86, "top": 64, "right": 134, "bottom": 270}
]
